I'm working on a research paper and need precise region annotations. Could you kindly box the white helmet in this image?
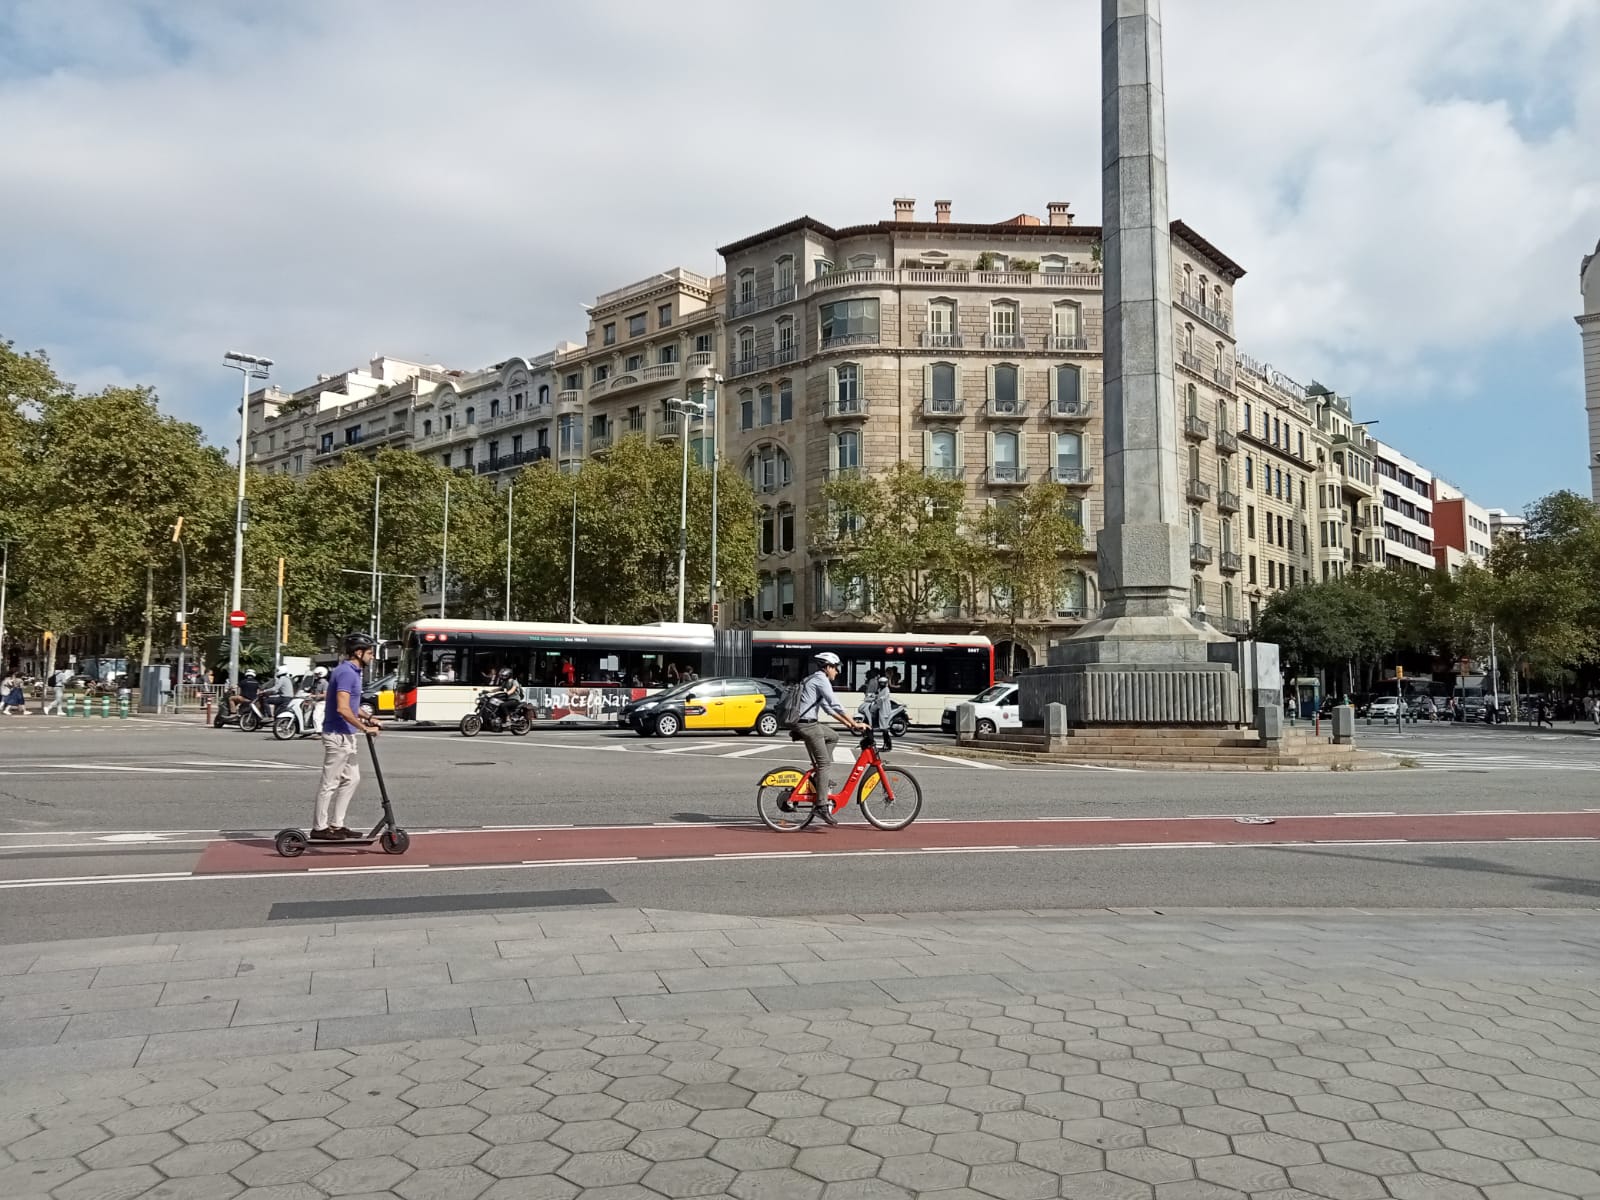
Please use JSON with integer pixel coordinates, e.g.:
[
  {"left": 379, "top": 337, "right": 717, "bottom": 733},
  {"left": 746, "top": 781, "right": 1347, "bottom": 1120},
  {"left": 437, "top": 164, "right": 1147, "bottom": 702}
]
[
  {"left": 814, "top": 652, "right": 842, "bottom": 668},
  {"left": 276, "top": 666, "right": 291, "bottom": 677},
  {"left": 313, "top": 666, "right": 328, "bottom": 679}
]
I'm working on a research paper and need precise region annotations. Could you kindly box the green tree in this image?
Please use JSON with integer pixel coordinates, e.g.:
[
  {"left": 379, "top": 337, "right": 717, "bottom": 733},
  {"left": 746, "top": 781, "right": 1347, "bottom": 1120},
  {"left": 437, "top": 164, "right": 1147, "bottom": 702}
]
[
  {"left": 814, "top": 463, "right": 966, "bottom": 631},
  {"left": 1258, "top": 579, "right": 1391, "bottom": 689},
  {"left": 971, "top": 481, "right": 1084, "bottom": 673}
]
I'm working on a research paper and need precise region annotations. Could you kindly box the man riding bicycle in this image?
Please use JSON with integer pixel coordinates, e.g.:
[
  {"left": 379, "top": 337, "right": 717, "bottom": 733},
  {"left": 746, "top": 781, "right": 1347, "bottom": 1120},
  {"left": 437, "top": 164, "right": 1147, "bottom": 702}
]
[{"left": 791, "top": 652, "right": 866, "bottom": 825}]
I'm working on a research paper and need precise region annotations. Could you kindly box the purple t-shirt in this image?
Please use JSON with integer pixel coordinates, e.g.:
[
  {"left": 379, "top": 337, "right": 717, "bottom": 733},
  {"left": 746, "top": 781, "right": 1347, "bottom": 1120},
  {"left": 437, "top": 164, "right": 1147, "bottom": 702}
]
[{"left": 323, "top": 660, "right": 363, "bottom": 735}]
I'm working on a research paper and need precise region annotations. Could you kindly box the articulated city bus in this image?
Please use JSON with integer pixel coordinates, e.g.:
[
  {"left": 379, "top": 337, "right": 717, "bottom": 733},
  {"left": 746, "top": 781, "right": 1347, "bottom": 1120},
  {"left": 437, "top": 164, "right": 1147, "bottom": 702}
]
[{"left": 395, "top": 619, "right": 992, "bottom": 728}]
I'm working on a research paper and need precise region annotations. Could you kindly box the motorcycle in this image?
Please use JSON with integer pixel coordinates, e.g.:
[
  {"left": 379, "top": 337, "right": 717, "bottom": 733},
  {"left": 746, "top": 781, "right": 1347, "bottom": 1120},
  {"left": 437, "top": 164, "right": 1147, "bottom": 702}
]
[
  {"left": 856, "top": 697, "right": 911, "bottom": 738},
  {"left": 460, "top": 690, "right": 531, "bottom": 737},
  {"left": 213, "top": 688, "right": 272, "bottom": 732},
  {"left": 272, "top": 694, "right": 324, "bottom": 740}
]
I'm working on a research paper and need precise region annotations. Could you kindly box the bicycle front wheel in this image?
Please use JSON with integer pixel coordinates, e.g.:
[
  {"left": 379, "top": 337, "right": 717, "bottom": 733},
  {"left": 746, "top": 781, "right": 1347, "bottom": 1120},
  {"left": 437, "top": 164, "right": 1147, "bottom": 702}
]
[
  {"left": 858, "top": 765, "right": 923, "bottom": 831},
  {"left": 756, "top": 769, "right": 819, "bottom": 832}
]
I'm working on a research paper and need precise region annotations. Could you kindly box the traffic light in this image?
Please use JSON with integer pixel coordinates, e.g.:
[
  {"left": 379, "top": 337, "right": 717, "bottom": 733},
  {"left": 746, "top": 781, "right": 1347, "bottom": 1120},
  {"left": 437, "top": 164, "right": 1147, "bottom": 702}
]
[{"left": 710, "top": 602, "right": 720, "bottom": 625}]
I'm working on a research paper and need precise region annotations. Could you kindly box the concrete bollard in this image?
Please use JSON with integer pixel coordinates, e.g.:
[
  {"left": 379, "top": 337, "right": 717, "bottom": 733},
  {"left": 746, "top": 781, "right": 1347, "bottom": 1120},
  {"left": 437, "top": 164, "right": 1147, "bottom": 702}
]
[
  {"left": 1045, "top": 703, "right": 1068, "bottom": 740},
  {"left": 956, "top": 703, "right": 976, "bottom": 742},
  {"left": 1256, "top": 704, "right": 1283, "bottom": 746},
  {"left": 1332, "top": 704, "right": 1355, "bottom": 745}
]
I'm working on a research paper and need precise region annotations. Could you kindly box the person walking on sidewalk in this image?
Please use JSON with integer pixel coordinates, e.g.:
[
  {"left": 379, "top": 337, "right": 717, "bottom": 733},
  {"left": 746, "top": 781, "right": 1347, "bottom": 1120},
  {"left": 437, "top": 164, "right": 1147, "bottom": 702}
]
[
  {"left": 311, "top": 632, "right": 382, "bottom": 842},
  {"left": 42, "top": 666, "right": 68, "bottom": 715}
]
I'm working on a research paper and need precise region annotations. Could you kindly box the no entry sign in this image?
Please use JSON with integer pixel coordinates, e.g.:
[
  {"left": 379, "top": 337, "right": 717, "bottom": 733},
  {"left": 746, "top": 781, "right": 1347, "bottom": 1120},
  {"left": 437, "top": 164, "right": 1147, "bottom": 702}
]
[{"left": 228, "top": 610, "right": 247, "bottom": 628}]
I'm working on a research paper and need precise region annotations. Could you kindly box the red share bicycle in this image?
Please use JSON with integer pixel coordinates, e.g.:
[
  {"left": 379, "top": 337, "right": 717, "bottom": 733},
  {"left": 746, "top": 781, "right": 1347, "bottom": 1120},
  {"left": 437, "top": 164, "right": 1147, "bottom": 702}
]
[{"left": 756, "top": 729, "right": 923, "bottom": 832}]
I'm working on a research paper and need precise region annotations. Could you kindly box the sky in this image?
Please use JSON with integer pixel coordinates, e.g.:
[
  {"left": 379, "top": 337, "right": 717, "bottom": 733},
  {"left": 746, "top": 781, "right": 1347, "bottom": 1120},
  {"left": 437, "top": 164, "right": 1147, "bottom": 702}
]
[{"left": 3, "top": 0, "right": 1597, "bottom": 516}]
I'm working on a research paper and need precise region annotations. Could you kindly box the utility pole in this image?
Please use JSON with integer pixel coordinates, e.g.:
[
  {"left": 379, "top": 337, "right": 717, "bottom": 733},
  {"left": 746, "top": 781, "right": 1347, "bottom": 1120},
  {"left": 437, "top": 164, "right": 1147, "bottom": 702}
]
[
  {"left": 504, "top": 483, "right": 514, "bottom": 622},
  {"left": 438, "top": 478, "right": 450, "bottom": 619},
  {"left": 368, "top": 475, "right": 381, "bottom": 641},
  {"left": 222, "top": 351, "right": 272, "bottom": 688},
  {"left": 171, "top": 520, "right": 187, "bottom": 711},
  {"left": 272, "top": 557, "right": 285, "bottom": 670},
  {"left": 0, "top": 540, "right": 9, "bottom": 677},
  {"left": 568, "top": 487, "right": 578, "bottom": 622}
]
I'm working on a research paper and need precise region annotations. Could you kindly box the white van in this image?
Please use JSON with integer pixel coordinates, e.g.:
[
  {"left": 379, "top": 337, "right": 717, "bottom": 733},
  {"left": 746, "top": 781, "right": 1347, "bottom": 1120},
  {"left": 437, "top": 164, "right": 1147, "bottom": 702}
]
[{"left": 940, "top": 683, "right": 1022, "bottom": 734}]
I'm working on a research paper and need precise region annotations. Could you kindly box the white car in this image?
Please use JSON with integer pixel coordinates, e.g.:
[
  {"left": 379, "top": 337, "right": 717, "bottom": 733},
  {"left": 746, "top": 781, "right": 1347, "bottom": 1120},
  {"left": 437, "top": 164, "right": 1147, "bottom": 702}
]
[
  {"left": 940, "top": 683, "right": 1022, "bottom": 734},
  {"left": 1367, "top": 695, "right": 1402, "bottom": 718}
]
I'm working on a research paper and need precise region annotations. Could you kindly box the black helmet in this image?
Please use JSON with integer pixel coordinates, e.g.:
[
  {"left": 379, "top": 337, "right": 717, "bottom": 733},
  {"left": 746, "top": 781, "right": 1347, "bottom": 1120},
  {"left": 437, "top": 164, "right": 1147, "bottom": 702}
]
[
  {"left": 498, "top": 668, "right": 514, "bottom": 681},
  {"left": 344, "top": 632, "right": 376, "bottom": 654}
]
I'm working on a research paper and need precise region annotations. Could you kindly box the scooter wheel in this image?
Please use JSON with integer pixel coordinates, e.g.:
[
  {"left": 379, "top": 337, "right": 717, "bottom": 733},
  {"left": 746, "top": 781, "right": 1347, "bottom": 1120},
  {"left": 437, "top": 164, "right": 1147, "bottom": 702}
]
[
  {"left": 379, "top": 829, "right": 411, "bottom": 855},
  {"left": 275, "top": 829, "right": 308, "bottom": 858}
]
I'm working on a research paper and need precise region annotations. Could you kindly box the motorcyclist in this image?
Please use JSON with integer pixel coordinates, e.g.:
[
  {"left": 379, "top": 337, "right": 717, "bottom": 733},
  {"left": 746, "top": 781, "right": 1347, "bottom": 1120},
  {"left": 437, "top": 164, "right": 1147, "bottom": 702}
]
[
  {"left": 269, "top": 666, "right": 297, "bottom": 716},
  {"left": 488, "top": 668, "right": 523, "bottom": 726},
  {"left": 229, "top": 669, "right": 260, "bottom": 719}
]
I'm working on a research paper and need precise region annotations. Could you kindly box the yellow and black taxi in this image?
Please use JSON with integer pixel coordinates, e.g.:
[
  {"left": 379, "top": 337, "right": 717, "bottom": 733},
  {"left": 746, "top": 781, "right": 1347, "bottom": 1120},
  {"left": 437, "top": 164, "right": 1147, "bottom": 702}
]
[{"left": 622, "top": 677, "right": 785, "bottom": 738}]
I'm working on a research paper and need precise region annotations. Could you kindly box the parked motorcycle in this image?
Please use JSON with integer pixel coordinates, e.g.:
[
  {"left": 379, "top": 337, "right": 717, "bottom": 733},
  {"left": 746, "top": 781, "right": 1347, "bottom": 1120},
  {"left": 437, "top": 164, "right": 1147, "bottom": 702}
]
[
  {"left": 460, "top": 690, "right": 531, "bottom": 737},
  {"left": 213, "top": 688, "right": 272, "bottom": 732},
  {"left": 272, "top": 694, "right": 323, "bottom": 740}
]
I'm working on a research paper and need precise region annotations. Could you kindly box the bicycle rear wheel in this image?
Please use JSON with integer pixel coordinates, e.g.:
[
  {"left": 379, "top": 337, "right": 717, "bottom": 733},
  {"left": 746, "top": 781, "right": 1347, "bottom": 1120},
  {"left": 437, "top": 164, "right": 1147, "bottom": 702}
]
[
  {"left": 756, "top": 771, "right": 819, "bottom": 832},
  {"left": 858, "top": 765, "right": 922, "bottom": 831}
]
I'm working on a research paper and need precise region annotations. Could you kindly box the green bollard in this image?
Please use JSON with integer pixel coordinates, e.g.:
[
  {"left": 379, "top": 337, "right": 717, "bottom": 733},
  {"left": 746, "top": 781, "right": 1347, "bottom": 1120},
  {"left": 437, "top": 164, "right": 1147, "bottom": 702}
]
[
  {"left": 63, "top": 694, "right": 74, "bottom": 717},
  {"left": 100, "top": 696, "right": 110, "bottom": 718},
  {"left": 80, "top": 694, "right": 91, "bottom": 719},
  {"left": 118, "top": 696, "right": 130, "bottom": 719}
]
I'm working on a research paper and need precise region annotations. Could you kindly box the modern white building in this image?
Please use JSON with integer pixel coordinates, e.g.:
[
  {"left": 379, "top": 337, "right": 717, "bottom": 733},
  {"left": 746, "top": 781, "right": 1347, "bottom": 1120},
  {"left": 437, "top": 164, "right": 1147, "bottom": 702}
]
[
  {"left": 1370, "top": 440, "right": 1436, "bottom": 572},
  {"left": 1486, "top": 508, "right": 1526, "bottom": 541},
  {"left": 1580, "top": 238, "right": 1600, "bottom": 501}
]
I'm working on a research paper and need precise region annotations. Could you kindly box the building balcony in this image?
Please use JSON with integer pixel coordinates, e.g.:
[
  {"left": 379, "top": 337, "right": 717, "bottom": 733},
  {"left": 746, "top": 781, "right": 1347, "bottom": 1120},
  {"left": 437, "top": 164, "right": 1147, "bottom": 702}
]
[
  {"left": 1186, "top": 478, "right": 1212, "bottom": 503},
  {"left": 1215, "top": 614, "right": 1251, "bottom": 636},
  {"left": 1179, "top": 350, "right": 1205, "bottom": 375},
  {"left": 729, "top": 351, "right": 773, "bottom": 379},
  {"left": 920, "top": 331, "right": 963, "bottom": 349},
  {"left": 923, "top": 398, "right": 964, "bottom": 418},
  {"left": 1341, "top": 472, "right": 1375, "bottom": 497},
  {"left": 1175, "top": 290, "right": 1233, "bottom": 334},
  {"left": 1050, "top": 466, "right": 1094, "bottom": 486},
  {"left": 557, "top": 389, "right": 584, "bottom": 411},
  {"left": 774, "top": 344, "right": 799, "bottom": 365},
  {"left": 641, "top": 362, "right": 681, "bottom": 384},
  {"left": 658, "top": 413, "right": 682, "bottom": 439},
  {"left": 1212, "top": 367, "right": 1234, "bottom": 390},
  {"left": 811, "top": 266, "right": 1104, "bottom": 296},
  {"left": 477, "top": 446, "right": 552, "bottom": 475},
  {"left": 590, "top": 429, "right": 614, "bottom": 453},
  {"left": 985, "top": 465, "right": 1029, "bottom": 486},
  {"left": 1219, "top": 550, "right": 1242, "bottom": 574},
  {"left": 1216, "top": 489, "right": 1241, "bottom": 513},
  {"left": 1184, "top": 414, "right": 1210, "bottom": 441},
  {"left": 983, "top": 332, "right": 1028, "bottom": 351},
  {"left": 810, "top": 267, "right": 898, "bottom": 294},
  {"left": 1351, "top": 513, "right": 1372, "bottom": 531},
  {"left": 1190, "top": 542, "right": 1214, "bottom": 566},
  {"left": 1353, "top": 548, "right": 1375, "bottom": 566},
  {"left": 825, "top": 398, "right": 869, "bottom": 421},
  {"left": 984, "top": 398, "right": 1027, "bottom": 419},
  {"left": 819, "top": 332, "right": 881, "bottom": 352},
  {"left": 622, "top": 414, "right": 647, "bottom": 436},
  {"left": 1214, "top": 428, "right": 1238, "bottom": 454},
  {"left": 687, "top": 351, "right": 717, "bottom": 371},
  {"left": 1048, "top": 400, "right": 1095, "bottom": 421},
  {"left": 823, "top": 466, "right": 861, "bottom": 481},
  {"left": 923, "top": 465, "right": 965, "bottom": 481},
  {"left": 1050, "top": 334, "right": 1091, "bottom": 352}
]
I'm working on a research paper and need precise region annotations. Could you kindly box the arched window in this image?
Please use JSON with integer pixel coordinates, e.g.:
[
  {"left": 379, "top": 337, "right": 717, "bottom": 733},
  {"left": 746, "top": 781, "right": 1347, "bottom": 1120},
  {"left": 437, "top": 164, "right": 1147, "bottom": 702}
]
[
  {"left": 929, "top": 362, "right": 957, "bottom": 413},
  {"left": 538, "top": 384, "right": 550, "bottom": 406},
  {"left": 1188, "top": 445, "right": 1201, "bottom": 482},
  {"left": 758, "top": 386, "right": 774, "bottom": 426},
  {"left": 1053, "top": 302, "right": 1082, "bottom": 349},
  {"left": 1186, "top": 382, "right": 1199, "bottom": 417},
  {"left": 992, "top": 431, "right": 1020, "bottom": 482},
  {"left": 992, "top": 364, "right": 1019, "bottom": 409},
  {"left": 746, "top": 445, "right": 792, "bottom": 493},
  {"left": 847, "top": 253, "right": 878, "bottom": 270},
  {"left": 737, "top": 269, "right": 755, "bottom": 306},
  {"left": 1056, "top": 432, "right": 1083, "bottom": 481},
  {"left": 928, "top": 430, "right": 957, "bottom": 476},
  {"left": 465, "top": 406, "right": 476, "bottom": 426},
  {"left": 1191, "top": 575, "right": 1205, "bottom": 612},
  {"left": 776, "top": 317, "right": 795, "bottom": 359},
  {"left": 1062, "top": 495, "right": 1085, "bottom": 529},
  {"left": 1190, "top": 508, "right": 1203, "bottom": 545},
  {"left": 1057, "top": 570, "right": 1089, "bottom": 617},
  {"left": 1053, "top": 365, "right": 1082, "bottom": 413},
  {"left": 775, "top": 255, "right": 795, "bottom": 293},
  {"left": 835, "top": 364, "right": 860, "bottom": 414},
  {"left": 738, "top": 327, "right": 755, "bottom": 369},
  {"left": 1041, "top": 254, "right": 1068, "bottom": 274},
  {"left": 835, "top": 430, "right": 860, "bottom": 473},
  {"left": 989, "top": 301, "right": 1020, "bottom": 348},
  {"left": 927, "top": 299, "right": 957, "bottom": 347}
]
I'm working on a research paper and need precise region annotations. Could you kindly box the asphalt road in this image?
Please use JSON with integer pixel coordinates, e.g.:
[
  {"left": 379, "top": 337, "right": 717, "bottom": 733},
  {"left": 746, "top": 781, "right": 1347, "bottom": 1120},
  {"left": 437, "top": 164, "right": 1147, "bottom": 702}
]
[{"left": 1, "top": 715, "right": 1597, "bottom": 942}]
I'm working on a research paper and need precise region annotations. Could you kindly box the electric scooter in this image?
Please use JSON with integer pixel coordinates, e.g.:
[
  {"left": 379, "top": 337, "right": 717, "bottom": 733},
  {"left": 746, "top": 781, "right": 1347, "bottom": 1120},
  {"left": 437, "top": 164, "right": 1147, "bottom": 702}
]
[{"left": 273, "top": 729, "right": 411, "bottom": 857}]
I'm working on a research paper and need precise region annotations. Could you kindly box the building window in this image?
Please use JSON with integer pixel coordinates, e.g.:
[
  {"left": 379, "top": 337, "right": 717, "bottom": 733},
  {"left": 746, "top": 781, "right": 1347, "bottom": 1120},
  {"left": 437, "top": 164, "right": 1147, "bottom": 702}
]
[
  {"left": 1247, "top": 505, "right": 1255, "bottom": 538},
  {"left": 1248, "top": 554, "right": 1257, "bottom": 584},
  {"left": 658, "top": 344, "right": 678, "bottom": 365},
  {"left": 1297, "top": 431, "right": 1305, "bottom": 459},
  {"left": 1053, "top": 303, "right": 1081, "bottom": 345},
  {"left": 990, "top": 302, "right": 1019, "bottom": 342},
  {"left": 558, "top": 414, "right": 580, "bottom": 455},
  {"left": 929, "top": 430, "right": 957, "bottom": 474},
  {"left": 738, "top": 270, "right": 755, "bottom": 306},
  {"left": 1056, "top": 432, "right": 1083, "bottom": 479},
  {"left": 776, "top": 256, "right": 795, "bottom": 293},
  {"left": 593, "top": 365, "right": 610, "bottom": 384},
  {"left": 759, "top": 386, "right": 774, "bottom": 426},
  {"left": 836, "top": 430, "right": 860, "bottom": 472},
  {"left": 658, "top": 303, "right": 672, "bottom": 328},
  {"left": 344, "top": 425, "right": 362, "bottom": 445},
  {"left": 847, "top": 253, "right": 878, "bottom": 269},
  {"left": 422, "top": 419, "right": 433, "bottom": 437},
  {"left": 628, "top": 313, "right": 646, "bottom": 338},
  {"left": 930, "top": 362, "right": 957, "bottom": 405},
  {"left": 512, "top": 434, "right": 523, "bottom": 455},
  {"left": 836, "top": 364, "right": 860, "bottom": 411},
  {"left": 777, "top": 319, "right": 795, "bottom": 357},
  {"left": 927, "top": 300, "right": 957, "bottom": 347},
  {"left": 758, "top": 573, "right": 776, "bottom": 621},
  {"left": 1191, "top": 574, "right": 1205, "bottom": 611},
  {"left": 695, "top": 332, "right": 713, "bottom": 355},
  {"left": 463, "top": 446, "right": 474, "bottom": 467},
  {"left": 1221, "top": 518, "right": 1233, "bottom": 554},
  {"left": 992, "top": 431, "right": 1020, "bottom": 481},
  {"left": 1054, "top": 364, "right": 1082, "bottom": 412},
  {"left": 779, "top": 507, "right": 795, "bottom": 552},
  {"left": 1063, "top": 495, "right": 1085, "bottom": 528},
  {"left": 740, "top": 391, "right": 754, "bottom": 430},
  {"left": 292, "top": 454, "right": 303, "bottom": 473},
  {"left": 1186, "top": 382, "right": 1199, "bottom": 418},
  {"left": 1056, "top": 570, "right": 1088, "bottom": 617},
  {"left": 603, "top": 323, "right": 616, "bottom": 346},
  {"left": 538, "top": 384, "right": 550, "bottom": 406},
  {"left": 564, "top": 373, "right": 580, "bottom": 392},
  {"left": 747, "top": 446, "right": 792, "bottom": 493},
  {"left": 778, "top": 571, "right": 795, "bottom": 619},
  {"left": 738, "top": 328, "right": 755, "bottom": 367},
  {"left": 1041, "top": 255, "right": 1068, "bottom": 274},
  {"left": 993, "top": 364, "right": 1019, "bottom": 407},
  {"left": 441, "top": 452, "right": 451, "bottom": 468},
  {"left": 779, "top": 379, "right": 793, "bottom": 422},
  {"left": 443, "top": 415, "right": 453, "bottom": 431},
  {"left": 814, "top": 258, "right": 833, "bottom": 280},
  {"left": 760, "top": 508, "right": 777, "bottom": 556},
  {"left": 488, "top": 439, "right": 500, "bottom": 462},
  {"left": 820, "top": 299, "right": 879, "bottom": 346},
  {"left": 625, "top": 354, "right": 643, "bottom": 373}
]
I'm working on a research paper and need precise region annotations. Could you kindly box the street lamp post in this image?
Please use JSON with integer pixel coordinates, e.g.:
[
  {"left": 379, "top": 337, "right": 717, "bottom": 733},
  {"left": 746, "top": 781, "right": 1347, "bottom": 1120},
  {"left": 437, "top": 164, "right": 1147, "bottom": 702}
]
[
  {"left": 666, "top": 397, "right": 706, "bottom": 624},
  {"left": 0, "top": 540, "right": 10, "bottom": 677},
  {"left": 689, "top": 367, "right": 724, "bottom": 623},
  {"left": 222, "top": 351, "right": 272, "bottom": 688},
  {"left": 171, "top": 521, "right": 187, "bottom": 711}
]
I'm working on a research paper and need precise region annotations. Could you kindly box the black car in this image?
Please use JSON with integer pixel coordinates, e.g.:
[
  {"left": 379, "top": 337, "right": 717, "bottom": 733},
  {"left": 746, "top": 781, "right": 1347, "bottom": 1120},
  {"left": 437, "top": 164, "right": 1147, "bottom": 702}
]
[{"left": 621, "top": 677, "right": 785, "bottom": 738}]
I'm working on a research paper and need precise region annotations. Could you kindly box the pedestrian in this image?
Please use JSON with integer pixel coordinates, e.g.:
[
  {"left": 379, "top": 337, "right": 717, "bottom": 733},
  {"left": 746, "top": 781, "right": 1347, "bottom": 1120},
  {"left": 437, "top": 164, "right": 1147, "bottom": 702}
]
[
  {"left": 310, "top": 632, "right": 382, "bottom": 842},
  {"left": 42, "top": 666, "right": 67, "bottom": 716},
  {"left": 860, "top": 669, "right": 894, "bottom": 732},
  {"left": 790, "top": 652, "right": 866, "bottom": 825},
  {"left": 1537, "top": 697, "right": 1553, "bottom": 730},
  {"left": 1, "top": 672, "right": 27, "bottom": 717}
]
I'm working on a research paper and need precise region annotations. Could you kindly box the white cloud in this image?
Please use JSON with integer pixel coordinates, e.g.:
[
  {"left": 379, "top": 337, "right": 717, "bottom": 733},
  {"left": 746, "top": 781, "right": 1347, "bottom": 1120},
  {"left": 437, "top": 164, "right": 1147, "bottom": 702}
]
[{"left": 2, "top": 0, "right": 1597, "bottom": 452}]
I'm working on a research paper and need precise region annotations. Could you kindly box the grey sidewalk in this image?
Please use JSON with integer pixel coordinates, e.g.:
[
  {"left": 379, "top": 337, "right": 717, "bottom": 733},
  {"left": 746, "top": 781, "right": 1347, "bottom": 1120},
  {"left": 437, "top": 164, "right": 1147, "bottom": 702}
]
[{"left": 1, "top": 906, "right": 1598, "bottom": 1198}]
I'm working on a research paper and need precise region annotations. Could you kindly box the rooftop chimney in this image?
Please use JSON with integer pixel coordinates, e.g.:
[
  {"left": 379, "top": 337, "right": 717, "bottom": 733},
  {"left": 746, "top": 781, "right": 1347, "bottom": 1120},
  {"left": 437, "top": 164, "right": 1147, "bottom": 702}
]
[
  {"left": 934, "top": 200, "right": 951, "bottom": 224},
  {"left": 1047, "top": 201, "right": 1073, "bottom": 227},
  {"left": 893, "top": 197, "right": 915, "bottom": 222}
]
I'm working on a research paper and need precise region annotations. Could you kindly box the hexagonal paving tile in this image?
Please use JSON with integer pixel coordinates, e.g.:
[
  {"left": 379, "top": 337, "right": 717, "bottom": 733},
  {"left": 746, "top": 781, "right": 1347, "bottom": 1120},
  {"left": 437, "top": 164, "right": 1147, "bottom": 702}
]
[
  {"left": 399, "top": 1104, "right": 487, "bottom": 1135},
  {"left": 1017, "top": 1137, "right": 1103, "bottom": 1176},
  {"left": 1105, "top": 1147, "right": 1196, "bottom": 1185},
  {"left": 541, "top": 1092, "right": 624, "bottom": 1123},
  {"left": 246, "top": 1115, "right": 341, "bottom": 1151},
  {"left": 969, "top": 1160, "right": 1061, "bottom": 1200},
  {"left": 629, "top": 1126, "right": 716, "bottom": 1163},
  {"left": 711, "top": 1136, "right": 798, "bottom": 1171},
  {"left": 555, "top": 1148, "right": 650, "bottom": 1188},
  {"left": 52, "top": 1164, "right": 163, "bottom": 1200},
  {"left": 729, "top": 1166, "right": 825, "bottom": 1200},
  {"left": 311, "top": 1153, "right": 415, "bottom": 1196},
  {"left": 793, "top": 1144, "right": 883, "bottom": 1182},
  {"left": 79, "top": 1131, "right": 181, "bottom": 1169},
  {"left": 880, "top": 1151, "right": 968, "bottom": 1191},
  {"left": 231, "top": 1146, "right": 335, "bottom": 1187},
  {"left": 155, "top": 1139, "right": 257, "bottom": 1178},
  {"left": 642, "top": 1156, "right": 738, "bottom": 1197},
  {"left": 770, "top": 1116, "right": 852, "bottom": 1149},
  {"left": 932, "top": 1131, "right": 1017, "bottom": 1166}
]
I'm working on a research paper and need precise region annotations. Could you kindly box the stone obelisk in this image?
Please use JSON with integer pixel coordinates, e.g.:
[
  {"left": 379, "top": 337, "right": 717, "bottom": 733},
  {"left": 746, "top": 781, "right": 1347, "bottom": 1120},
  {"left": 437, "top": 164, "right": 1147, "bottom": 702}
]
[{"left": 1035, "top": 0, "right": 1243, "bottom": 725}]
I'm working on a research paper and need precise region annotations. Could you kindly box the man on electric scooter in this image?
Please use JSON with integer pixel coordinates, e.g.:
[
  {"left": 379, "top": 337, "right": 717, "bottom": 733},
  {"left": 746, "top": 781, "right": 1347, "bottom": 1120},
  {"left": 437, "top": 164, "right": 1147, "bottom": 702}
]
[{"left": 311, "top": 633, "right": 382, "bottom": 841}]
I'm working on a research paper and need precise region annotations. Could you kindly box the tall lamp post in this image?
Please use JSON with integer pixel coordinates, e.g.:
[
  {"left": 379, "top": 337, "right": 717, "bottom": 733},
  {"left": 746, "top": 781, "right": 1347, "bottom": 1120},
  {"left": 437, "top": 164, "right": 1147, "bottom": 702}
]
[
  {"left": 223, "top": 351, "right": 272, "bottom": 688},
  {"left": 688, "top": 366, "right": 724, "bottom": 623},
  {"left": 666, "top": 397, "right": 706, "bottom": 624},
  {"left": 0, "top": 539, "right": 10, "bottom": 677},
  {"left": 170, "top": 520, "right": 187, "bottom": 710}
]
